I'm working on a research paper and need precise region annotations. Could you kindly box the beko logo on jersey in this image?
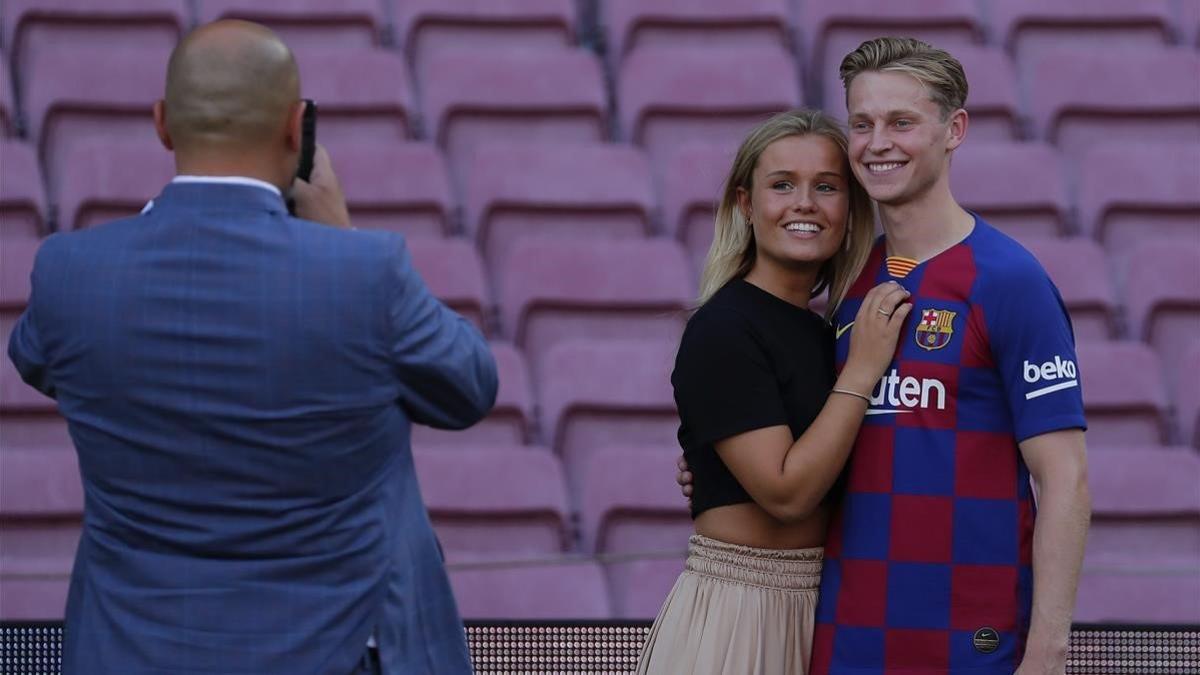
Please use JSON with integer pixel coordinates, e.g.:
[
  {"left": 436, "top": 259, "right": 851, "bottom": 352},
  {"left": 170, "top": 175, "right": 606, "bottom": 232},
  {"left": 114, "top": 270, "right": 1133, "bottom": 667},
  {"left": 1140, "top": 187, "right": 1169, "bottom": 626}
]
[
  {"left": 865, "top": 369, "right": 947, "bottom": 415},
  {"left": 1022, "top": 356, "right": 1079, "bottom": 400}
]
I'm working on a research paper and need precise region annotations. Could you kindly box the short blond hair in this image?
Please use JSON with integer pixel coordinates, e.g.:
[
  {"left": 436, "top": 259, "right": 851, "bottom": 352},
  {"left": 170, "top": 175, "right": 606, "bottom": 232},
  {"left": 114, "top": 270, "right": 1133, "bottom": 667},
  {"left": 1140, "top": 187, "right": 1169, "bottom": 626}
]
[
  {"left": 839, "top": 37, "right": 968, "bottom": 118},
  {"left": 697, "top": 109, "right": 875, "bottom": 320}
]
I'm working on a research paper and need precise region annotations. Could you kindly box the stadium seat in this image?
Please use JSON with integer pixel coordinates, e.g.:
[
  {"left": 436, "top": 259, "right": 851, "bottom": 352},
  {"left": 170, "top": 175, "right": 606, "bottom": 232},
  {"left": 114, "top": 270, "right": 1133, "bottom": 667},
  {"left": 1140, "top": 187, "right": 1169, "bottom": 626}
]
[
  {"left": 617, "top": 45, "right": 801, "bottom": 174},
  {"left": 823, "top": 45, "right": 1019, "bottom": 140},
  {"left": 946, "top": 47, "right": 1022, "bottom": 141},
  {"left": 1076, "top": 342, "right": 1170, "bottom": 446},
  {"left": 497, "top": 239, "right": 692, "bottom": 376},
  {"left": 0, "top": 239, "right": 38, "bottom": 320},
  {"left": 413, "top": 445, "right": 570, "bottom": 562},
  {"left": 1120, "top": 240, "right": 1200, "bottom": 388},
  {"left": 0, "top": 316, "right": 81, "bottom": 455},
  {"left": 394, "top": 0, "right": 577, "bottom": 74},
  {"left": 449, "top": 561, "right": 612, "bottom": 619},
  {"left": 1184, "top": 0, "right": 1200, "bottom": 46},
  {"left": 1022, "top": 238, "right": 1117, "bottom": 342},
  {"left": 421, "top": 48, "right": 607, "bottom": 181},
  {"left": 1078, "top": 445, "right": 1200, "bottom": 623},
  {"left": 0, "top": 447, "right": 81, "bottom": 620},
  {"left": 0, "top": 140, "right": 48, "bottom": 240},
  {"left": 1027, "top": 48, "right": 1200, "bottom": 165},
  {"left": 1177, "top": 341, "right": 1200, "bottom": 449},
  {"left": 292, "top": 48, "right": 415, "bottom": 150},
  {"left": 56, "top": 138, "right": 173, "bottom": 232},
  {"left": 464, "top": 142, "right": 656, "bottom": 277},
  {"left": 411, "top": 342, "right": 534, "bottom": 448},
  {"left": 333, "top": 142, "right": 454, "bottom": 237},
  {"left": 992, "top": 0, "right": 1175, "bottom": 74},
  {"left": 538, "top": 339, "right": 678, "bottom": 496},
  {"left": 24, "top": 47, "right": 165, "bottom": 200},
  {"left": 660, "top": 142, "right": 733, "bottom": 280},
  {"left": 602, "top": 0, "right": 792, "bottom": 66},
  {"left": 0, "top": 53, "right": 15, "bottom": 136},
  {"left": 798, "top": 0, "right": 982, "bottom": 111},
  {"left": 1078, "top": 142, "right": 1200, "bottom": 252},
  {"left": 1076, "top": 570, "right": 1200, "bottom": 624},
  {"left": 950, "top": 142, "right": 1069, "bottom": 241},
  {"left": 196, "top": 0, "right": 387, "bottom": 51},
  {"left": 3, "top": 0, "right": 186, "bottom": 90},
  {"left": 580, "top": 444, "right": 690, "bottom": 619},
  {"left": 404, "top": 237, "right": 491, "bottom": 334}
]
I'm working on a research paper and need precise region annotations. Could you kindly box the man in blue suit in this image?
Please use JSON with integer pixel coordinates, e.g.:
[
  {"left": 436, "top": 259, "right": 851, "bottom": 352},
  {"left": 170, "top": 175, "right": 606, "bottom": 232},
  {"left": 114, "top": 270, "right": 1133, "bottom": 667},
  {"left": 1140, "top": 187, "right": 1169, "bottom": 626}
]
[{"left": 7, "top": 20, "right": 496, "bottom": 674}]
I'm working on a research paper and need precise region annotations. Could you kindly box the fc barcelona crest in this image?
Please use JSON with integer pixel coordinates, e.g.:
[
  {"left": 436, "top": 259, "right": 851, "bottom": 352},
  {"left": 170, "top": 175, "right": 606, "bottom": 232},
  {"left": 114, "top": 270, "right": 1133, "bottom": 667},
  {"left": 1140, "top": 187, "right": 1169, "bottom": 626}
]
[{"left": 915, "top": 308, "right": 956, "bottom": 351}]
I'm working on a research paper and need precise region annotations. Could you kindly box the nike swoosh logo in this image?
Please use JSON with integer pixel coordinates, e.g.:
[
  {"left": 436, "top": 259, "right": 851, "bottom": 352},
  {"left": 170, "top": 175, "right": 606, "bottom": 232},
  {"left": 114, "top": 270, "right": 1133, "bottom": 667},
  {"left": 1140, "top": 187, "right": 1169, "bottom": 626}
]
[{"left": 835, "top": 322, "right": 854, "bottom": 340}]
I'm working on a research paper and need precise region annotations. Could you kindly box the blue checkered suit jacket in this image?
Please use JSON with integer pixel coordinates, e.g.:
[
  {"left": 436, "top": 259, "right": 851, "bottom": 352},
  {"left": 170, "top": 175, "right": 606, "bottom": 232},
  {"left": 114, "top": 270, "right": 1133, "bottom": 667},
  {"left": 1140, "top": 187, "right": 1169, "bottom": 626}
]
[{"left": 7, "top": 181, "right": 496, "bottom": 674}]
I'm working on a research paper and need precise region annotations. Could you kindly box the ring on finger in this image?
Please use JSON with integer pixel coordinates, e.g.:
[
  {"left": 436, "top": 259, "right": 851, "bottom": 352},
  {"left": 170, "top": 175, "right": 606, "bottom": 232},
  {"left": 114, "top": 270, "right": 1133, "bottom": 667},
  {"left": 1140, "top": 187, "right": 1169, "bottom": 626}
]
[{"left": 877, "top": 307, "right": 893, "bottom": 317}]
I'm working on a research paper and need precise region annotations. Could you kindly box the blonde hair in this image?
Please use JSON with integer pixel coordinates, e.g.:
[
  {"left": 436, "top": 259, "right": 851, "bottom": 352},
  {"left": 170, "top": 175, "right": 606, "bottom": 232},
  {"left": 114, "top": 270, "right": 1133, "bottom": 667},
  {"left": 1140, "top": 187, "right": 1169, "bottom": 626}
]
[
  {"left": 697, "top": 109, "right": 875, "bottom": 320},
  {"left": 839, "top": 36, "right": 968, "bottom": 119}
]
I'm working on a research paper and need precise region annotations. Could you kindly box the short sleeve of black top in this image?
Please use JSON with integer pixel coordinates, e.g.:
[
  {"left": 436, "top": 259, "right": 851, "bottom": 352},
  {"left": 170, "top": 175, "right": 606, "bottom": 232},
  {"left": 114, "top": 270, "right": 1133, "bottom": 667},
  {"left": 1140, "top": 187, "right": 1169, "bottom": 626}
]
[{"left": 672, "top": 279, "right": 836, "bottom": 519}]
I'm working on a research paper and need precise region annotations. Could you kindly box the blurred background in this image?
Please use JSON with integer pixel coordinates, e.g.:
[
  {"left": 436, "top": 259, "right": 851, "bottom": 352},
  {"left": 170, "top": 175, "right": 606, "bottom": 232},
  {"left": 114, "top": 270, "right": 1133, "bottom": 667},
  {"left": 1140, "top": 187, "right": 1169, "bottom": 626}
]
[{"left": 1, "top": 0, "right": 1198, "bottom": 629}]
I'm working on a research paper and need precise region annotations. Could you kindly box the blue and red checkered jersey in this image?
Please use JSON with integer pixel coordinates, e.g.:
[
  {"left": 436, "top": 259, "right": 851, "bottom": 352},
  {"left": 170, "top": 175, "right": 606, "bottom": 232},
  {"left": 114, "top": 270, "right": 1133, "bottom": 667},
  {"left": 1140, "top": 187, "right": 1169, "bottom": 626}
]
[{"left": 811, "top": 216, "right": 1087, "bottom": 674}]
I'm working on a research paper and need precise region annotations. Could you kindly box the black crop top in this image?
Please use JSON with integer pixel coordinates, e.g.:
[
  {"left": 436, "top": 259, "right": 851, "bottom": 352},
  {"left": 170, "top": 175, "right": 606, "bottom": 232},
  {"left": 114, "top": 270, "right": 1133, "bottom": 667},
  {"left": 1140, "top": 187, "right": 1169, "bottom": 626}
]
[{"left": 671, "top": 279, "right": 836, "bottom": 519}]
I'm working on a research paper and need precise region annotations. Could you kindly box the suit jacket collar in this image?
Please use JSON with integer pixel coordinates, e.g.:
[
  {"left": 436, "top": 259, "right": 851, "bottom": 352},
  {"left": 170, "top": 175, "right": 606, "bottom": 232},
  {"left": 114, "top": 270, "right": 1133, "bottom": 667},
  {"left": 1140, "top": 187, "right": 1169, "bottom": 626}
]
[{"left": 150, "top": 181, "right": 288, "bottom": 216}]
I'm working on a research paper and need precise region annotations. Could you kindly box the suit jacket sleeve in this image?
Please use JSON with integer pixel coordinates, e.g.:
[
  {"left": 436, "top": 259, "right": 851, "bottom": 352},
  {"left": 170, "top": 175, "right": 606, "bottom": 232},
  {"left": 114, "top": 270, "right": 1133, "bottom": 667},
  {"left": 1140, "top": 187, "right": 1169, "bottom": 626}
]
[
  {"left": 386, "top": 235, "right": 498, "bottom": 429},
  {"left": 7, "top": 242, "right": 54, "bottom": 399}
]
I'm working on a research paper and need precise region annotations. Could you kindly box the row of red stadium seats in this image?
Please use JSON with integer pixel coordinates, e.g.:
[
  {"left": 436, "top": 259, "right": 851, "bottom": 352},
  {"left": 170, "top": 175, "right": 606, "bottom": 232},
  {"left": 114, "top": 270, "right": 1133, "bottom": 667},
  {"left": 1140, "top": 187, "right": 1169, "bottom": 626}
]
[
  {"left": 3, "top": 332, "right": 1200, "bottom": 466},
  {"left": 4, "top": 0, "right": 1200, "bottom": 77},
  {"left": 2, "top": 42, "right": 1197, "bottom": 175},
  {"left": 3, "top": 136, "right": 1199, "bottom": 253},
  {"left": 3, "top": 442, "right": 1198, "bottom": 623},
  {"left": 4, "top": 223, "right": 1198, "bottom": 380}
]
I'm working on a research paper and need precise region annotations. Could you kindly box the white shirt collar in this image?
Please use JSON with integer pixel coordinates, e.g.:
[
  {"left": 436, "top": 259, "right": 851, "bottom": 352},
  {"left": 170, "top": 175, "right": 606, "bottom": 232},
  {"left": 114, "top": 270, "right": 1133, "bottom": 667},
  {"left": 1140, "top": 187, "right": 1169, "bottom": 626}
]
[
  {"left": 171, "top": 175, "right": 283, "bottom": 197},
  {"left": 142, "top": 175, "right": 285, "bottom": 214}
]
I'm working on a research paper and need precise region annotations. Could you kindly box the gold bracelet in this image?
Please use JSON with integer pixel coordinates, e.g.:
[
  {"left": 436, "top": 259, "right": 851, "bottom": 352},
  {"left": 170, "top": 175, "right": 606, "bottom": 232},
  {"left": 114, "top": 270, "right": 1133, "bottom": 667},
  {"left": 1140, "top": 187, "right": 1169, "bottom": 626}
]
[{"left": 831, "top": 388, "right": 871, "bottom": 404}]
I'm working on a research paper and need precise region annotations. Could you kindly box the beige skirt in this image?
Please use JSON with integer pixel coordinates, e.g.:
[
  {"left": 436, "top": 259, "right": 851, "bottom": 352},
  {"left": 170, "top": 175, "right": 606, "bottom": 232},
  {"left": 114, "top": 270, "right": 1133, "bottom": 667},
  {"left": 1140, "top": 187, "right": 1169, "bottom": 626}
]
[{"left": 635, "top": 534, "right": 824, "bottom": 675}]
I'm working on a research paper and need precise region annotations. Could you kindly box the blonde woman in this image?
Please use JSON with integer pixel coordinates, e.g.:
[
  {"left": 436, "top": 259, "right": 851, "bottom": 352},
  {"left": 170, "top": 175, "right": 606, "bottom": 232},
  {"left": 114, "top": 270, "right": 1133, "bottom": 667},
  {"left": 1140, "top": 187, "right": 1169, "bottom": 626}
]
[{"left": 636, "top": 109, "right": 911, "bottom": 675}]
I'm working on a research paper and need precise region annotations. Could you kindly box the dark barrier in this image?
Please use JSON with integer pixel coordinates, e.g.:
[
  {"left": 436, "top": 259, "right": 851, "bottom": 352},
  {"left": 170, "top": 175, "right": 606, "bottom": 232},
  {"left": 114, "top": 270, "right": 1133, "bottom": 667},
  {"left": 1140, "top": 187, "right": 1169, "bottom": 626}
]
[{"left": 3, "top": 621, "right": 1199, "bottom": 674}]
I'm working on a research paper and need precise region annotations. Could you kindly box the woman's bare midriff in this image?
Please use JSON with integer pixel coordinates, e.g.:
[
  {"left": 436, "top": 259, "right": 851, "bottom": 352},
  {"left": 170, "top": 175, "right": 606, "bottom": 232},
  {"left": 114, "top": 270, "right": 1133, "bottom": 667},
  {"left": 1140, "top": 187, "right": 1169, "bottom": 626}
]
[{"left": 693, "top": 501, "right": 830, "bottom": 550}]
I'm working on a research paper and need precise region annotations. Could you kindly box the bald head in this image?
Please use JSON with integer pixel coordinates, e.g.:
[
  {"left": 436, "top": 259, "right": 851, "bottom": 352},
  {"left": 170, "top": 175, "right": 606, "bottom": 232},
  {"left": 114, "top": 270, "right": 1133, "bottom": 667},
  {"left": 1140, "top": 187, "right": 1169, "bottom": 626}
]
[{"left": 163, "top": 20, "right": 299, "bottom": 151}]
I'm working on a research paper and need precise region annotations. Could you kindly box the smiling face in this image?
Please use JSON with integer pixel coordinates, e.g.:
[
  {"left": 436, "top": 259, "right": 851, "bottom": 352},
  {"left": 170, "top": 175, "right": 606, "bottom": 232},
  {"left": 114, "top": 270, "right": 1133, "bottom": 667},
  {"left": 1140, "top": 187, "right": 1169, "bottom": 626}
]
[
  {"left": 846, "top": 70, "right": 965, "bottom": 208},
  {"left": 736, "top": 134, "right": 850, "bottom": 277}
]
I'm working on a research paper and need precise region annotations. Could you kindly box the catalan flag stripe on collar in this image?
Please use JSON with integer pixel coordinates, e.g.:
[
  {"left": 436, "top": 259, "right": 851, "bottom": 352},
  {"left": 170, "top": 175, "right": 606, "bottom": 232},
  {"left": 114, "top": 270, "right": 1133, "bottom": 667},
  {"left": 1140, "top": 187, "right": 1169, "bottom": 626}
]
[{"left": 886, "top": 256, "right": 919, "bottom": 278}]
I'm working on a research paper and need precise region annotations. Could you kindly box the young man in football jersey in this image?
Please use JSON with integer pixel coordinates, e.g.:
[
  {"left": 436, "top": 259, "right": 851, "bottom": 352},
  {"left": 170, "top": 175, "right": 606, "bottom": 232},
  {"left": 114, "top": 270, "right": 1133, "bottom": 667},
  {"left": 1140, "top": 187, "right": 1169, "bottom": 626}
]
[{"left": 679, "top": 37, "right": 1090, "bottom": 674}]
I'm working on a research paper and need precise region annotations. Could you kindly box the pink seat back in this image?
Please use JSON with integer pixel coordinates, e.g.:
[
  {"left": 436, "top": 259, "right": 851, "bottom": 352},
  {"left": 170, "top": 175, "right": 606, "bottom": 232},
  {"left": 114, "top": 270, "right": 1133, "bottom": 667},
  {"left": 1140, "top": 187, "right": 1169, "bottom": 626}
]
[
  {"left": 411, "top": 342, "right": 534, "bottom": 448},
  {"left": 1022, "top": 237, "right": 1116, "bottom": 342},
  {"left": 292, "top": 48, "right": 414, "bottom": 152},
  {"left": 619, "top": 45, "right": 800, "bottom": 176},
  {"left": 1120, "top": 240, "right": 1200, "bottom": 391},
  {"left": 539, "top": 340, "right": 679, "bottom": 495},
  {"left": 604, "top": 0, "right": 791, "bottom": 65},
  {"left": 449, "top": 562, "right": 612, "bottom": 619},
  {"left": 951, "top": 142, "right": 1069, "bottom": 242},
  {"left": 464, "top": 141, "right": 655, "bottom": 276},
  {"left": 57, "top": 138, "right": 173, "bottom": 232},
  {"left": 499, "top": 239, "right": 691, "bottom": 378},
  {"left": 334, "top": 141, "right": 453, "bottom": 238},
  {"left": 1028, "top": 48, "right": 1200, "bottom": 166},
  {"left": 421, "top": 48, "right": 607, "bottom": 182},
  {"left": 1076, "top": 342, "right": 1169, "bottom": 446},
  {"left": 0, "top": 140, "right": 48, "bottom": 240},
  {"left": 1078, "top": 142, "right": 1200, "bottom": 252},
  {"left": 4, "top": 0, "right": 185, "bottom": 88},
  {"left": 0, "top": 448, "right": 82, "bottom": 620},
  {"left": 196, "top": 0, "right": 386, "bottom": 51},
  {"left": 414, "top": 445, "right": 570, "bottom": 562},
  {"left": 25, "top": 47, "right": 166, "bottom": 201},
  {"left": 395, "top": 0, "right": 577, "bottom": 74},
  {"left": 660, "top": 142, "right": 735, "bottom": 281}
]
